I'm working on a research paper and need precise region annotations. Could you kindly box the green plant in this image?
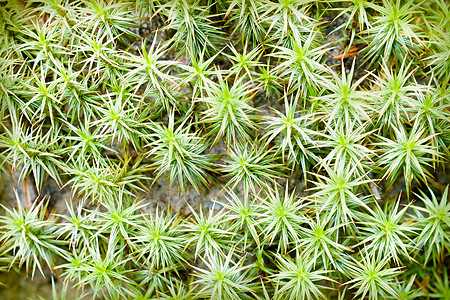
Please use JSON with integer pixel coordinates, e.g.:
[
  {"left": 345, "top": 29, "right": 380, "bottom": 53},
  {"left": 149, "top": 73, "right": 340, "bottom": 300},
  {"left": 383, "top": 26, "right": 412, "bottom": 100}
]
[
  {"left": 269, "top": 31, "right": 330, "bottom": 96},
  {"left": 51, "top": 58, "right": 101, "bottom": 121},
  {"left": 75, "top": 30, "right": 124, "bottom": 82},
  {"left": 159, "top": 0, "right": 224, "bottom": 58},
  {"left": 226, "top": 42, "right": 262, "bottom": 79},
  {"left": 428, "top": 268, "right": 450, "bottom": 299},
  {"left": 0, "top": 52, "right": 20, "bottom": 119},
  {"left": 271, "top": 251, "right": 334, "bottom": 300},
  {"left": 317, "top": 121, "right": 374, "bottom": 178},
  {"left": 0, "top": 117, "right": 65, "bottom": 191},
  {"left": 155, "top": 279, "right": 194, "bottom": 300},
  {"left": 221, "top": 142, "right": 284, "bottom": 194},
  {"left": 333, "top": 0, "right": 373, "bottom": 34},
  {"left": 62, "top": 115, "right": 114, "bottom": 164},
  {"left": 356, "top": 200, "right": 418, "bottom": 265},
  {"left": 344, "top": 251, "right": 402, "bottom": 300},
  {"left": 65, "top": 157, "right": 147, "bottom": 202},
  {"left": 0, "top": 0, "right": 449, "bottom": 298},
  {"left": 377, "top": 122, "right": 440, "bottom": 197},
  {"left": 56, "top": 201, "right": 96, "bottom": 249},
  {"left": 257, "top": 185, "right": 307, "bottom": 253},
  {"left": 299, "top": 213, "right": 349, "bottom": 269},
  {"left": 262, "top": 94, "right": 318, "bottom": 175},
  {"left": 92, "top": 85, "right": 150, "bottom": 151},
  {"left": 310, "top": 161, "right": 372, "bottom": 227},
  {"left": 363, "top": 0, "right": 424, "bottom": 65},
  {"left": 91, "top": 197, "right": 146, "bottom": 251},
  {"left": 225, "top": 0, "right": 265, "bottom": 44},
  {"left": 413, "top": 186, "right": 450, "bottom": 264},
  {"left": 200, "top": 73, "right": 258, "bottom": 145},
  {"left": 184, "top": 205, "right": 234, "bottom": 258},
  {"left": 425, "top": 25, "right": 450, "bottom": 85},
  {"left": 193, "top": 250, "right": 258, "bottom": 299},
  {"left": 60, "top": 239, "right": 133, "bottom": 299},
  {"left": 134, "top": 209, "right": 186, "bottom": 270},
  {"left": 316, "top": 60, "right": 373, "bottom": 127},
  {"left": 0, "top": 193, "right": 67, "bottom": 277},
  {"left": 178, "top": 50, "right": 219, "bottom": 98},
  {"left": 147, "top": 111, "right": 216, "bottom": 193},
  {"left": 259, "top": 0, "right": 314, "bottom": 40},
  {"left": 78, "top": 0, "right": 139, "bottom": 45},
  {"left": 19, "top": 64, "right": 64, "bottom": 126},
  {"left": 221, "top": 190, "right": 262, "bottom": 248},
  {"left": 17, "top": 19, "right": 66, "bottom": 68},
  {"left": 390, "top": 275, "right": 424, "bottom": 300},
  {"left": 256, "top": 60, "right": 283, "bottom": 98},
  {"left": 131, "top": 263, "right": 180, "bottom": 298},
  {"left": 410, "top": 88, "right": 450, "bottom": 162},
  {"left": 371, "top": 60, "right": 427, "bottom": 131},
  {"left": 123, "top": 35, "right": 179, "bottom": 110}
]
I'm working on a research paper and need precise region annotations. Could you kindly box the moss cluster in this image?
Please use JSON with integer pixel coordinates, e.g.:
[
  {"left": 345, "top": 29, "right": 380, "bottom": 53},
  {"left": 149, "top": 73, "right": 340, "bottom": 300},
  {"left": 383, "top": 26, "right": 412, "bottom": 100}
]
[{"left": 0, "top": 0, "right": 449, "bottom": 299}]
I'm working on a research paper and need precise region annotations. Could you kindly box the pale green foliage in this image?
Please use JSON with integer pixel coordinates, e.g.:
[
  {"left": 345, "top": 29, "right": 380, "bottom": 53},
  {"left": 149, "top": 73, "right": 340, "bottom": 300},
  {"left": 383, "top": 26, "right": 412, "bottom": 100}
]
[
  {"left": 0, "top": 194, "right": 67, "bottom": 277},
  {"left": 377, "top": 122, "right": 440, "bottom": 197},
  {"left": 65, "top": 158, "right": 147, "bottom": 202},
  {"left": 263, "top": 94, "right": 318, "bottom": 173},
  {"left": 413, "top": 186, "right": 450, "bottom": 264},
  {"left": 271, "top": 252, "right": 334, "bottom": 300},
  {"left": 221, "top": 190, "right": 262, "bottom": 247},
  {"left": 184, "top": 205, "right": 234, "bottom": 258},
  {"left": 193, "top": 250, "right": 258, "bottom": 299},
  {"left": 200, "top": 74, "right": 258, "bottom": 145},
  {"left": 269, "top": 31, "right": 329, "bottom": 95},
  {"left": 92, "top": 86, "right": 150, "bottom": 150},
  {"left": 0, "top": 52, "right": 20, "bottom": 119},
  {"left": 225, "top": 0, "right": 265, "bottom": 44},
  {"left": 357, "top": 200, "right": 418, "bottom": 265},
  {"left": 154, "top": 280, "right": 194, "bottom": 299},
  {"left": 259, "top": 0, "right": 314, "bottom": 39},
  {"left": 134, "top": 209, "right": 186, "bottom": 270},
  {"left": 17, "top": 19, "right": 66, "bottom": 67},
  {"left": 390, "top": 275, "right": 424, "bottom": 300},
  {"left": 79, "top": 0, "right": 139, "bottom": 44},
  {"left": 222, "top": 142, "right": 284, "bottom": 194},
  {"left": 345, "top": 251, "right": 402, "bottom": 300},
  {"left": 226, "top": 43, "right": 262, "bottom": 78},
  {"left": 60, "top": 240, "right": 133, "bottom": 299},
  {"left": 428, "top": 268, "right": 450, "bottom": 299},
  {"left": 256, "top": 60, "right": 282, "bottom": 98},
  {"left": 363, "top": 0, "right": 424, "bottom": 65},
  {"left": 179, "top": 50, "right": 219, "bottom": 98},
  {"left": 0, "top": 118, "right": 65, "bottom": 190},
  {"left": 159, "top": 0, "right": 224, "bottom": 58},
  {"left": 426, "top": 25, "right": 450, "bottom": 83},
  {"left": 123, "top": 35, "right": 178, "bottom": 110},
  {"left": 310, "top": 162, "right": 372, "bottom": 227},
  {"left": 334, "top": 0, "right": 373, "bottom": 32},
  {"left": 257, "top": 185, "right": 307, "bottom": 253},
  {"left": 410, "top": 88, "right": 450, "bottom": 162},
  {"left": 19, "top": 64, "right": 64, "bottom": 126},
  {"left": 316, "top": 60, "right": 373, "bottom": 127},
  {"left": 371, "top": 61, "right": 427, "bottom": 130},
  {"left": 0, "top": 0, "right": 448, "bottom": 298},
  {"left": 62, "top": 115, "right": 114, "bottom": 164},
  {"left": 91, "top": 198, "right": 146, "bottom": 250},
  {"left": 147, "top": 111, "right": 216, "bottom": 193},
  {"left": 299, "top": 213, "right": 348, "bottom": 269},
  {"left": 317, "top": 121, "right": 374, "bottom": 178},
  {"left": 56, "top": 201, "right": 95, "bottom": 249}
]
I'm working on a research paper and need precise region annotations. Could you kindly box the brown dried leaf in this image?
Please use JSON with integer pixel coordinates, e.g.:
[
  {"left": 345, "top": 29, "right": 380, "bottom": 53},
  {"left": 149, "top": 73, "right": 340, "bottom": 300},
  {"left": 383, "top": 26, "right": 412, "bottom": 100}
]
[{"left": 334, "top": 44, "right": 366, "bottom": 60}]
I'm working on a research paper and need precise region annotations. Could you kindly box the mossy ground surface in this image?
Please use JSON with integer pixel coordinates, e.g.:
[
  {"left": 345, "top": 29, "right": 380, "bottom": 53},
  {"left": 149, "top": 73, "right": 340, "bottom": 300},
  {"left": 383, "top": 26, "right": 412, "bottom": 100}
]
[{"left": 0, "top": 0, "right": 449, "bottom": 299}]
